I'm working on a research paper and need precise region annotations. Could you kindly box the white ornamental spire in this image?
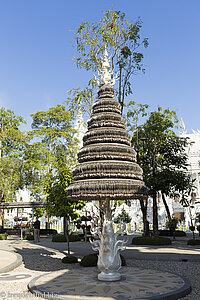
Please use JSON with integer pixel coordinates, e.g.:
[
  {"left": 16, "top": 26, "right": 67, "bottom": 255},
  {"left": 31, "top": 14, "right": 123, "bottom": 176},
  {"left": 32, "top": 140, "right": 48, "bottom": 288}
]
[
  {"left": 101, "top": 47, "right": 111, "bottom": 85},
  {"left": 180, "top": 118, "right": 185, "bottom": 131},
  {"left": 180, "top": 117, "right": 186, "bottom": 134},
  {"left": 96, "top": 47, "right": 116, "bottom": 87}
]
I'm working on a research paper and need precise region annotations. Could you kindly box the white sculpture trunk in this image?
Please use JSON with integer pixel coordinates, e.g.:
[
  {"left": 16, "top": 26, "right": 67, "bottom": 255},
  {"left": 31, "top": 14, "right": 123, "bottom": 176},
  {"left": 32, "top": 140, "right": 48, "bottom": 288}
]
[{"left": 91, "top": 200, "right": 127, "bottom": 281}]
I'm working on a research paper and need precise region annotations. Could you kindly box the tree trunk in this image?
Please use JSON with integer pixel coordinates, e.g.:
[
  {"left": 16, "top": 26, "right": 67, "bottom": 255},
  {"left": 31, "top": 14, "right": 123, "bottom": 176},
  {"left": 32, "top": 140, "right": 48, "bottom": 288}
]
[
  {"left": 45, "top": 214, "right": 50, "bottom": 232},
  {"left": 63, "top": 215, "right": 67, "bottom": 237},
  {"left": 64, "top": 215, "right": 70, "bottom": 256},
  {"left": 153, "top": 189, "right": 159, "bottom": 237},
  {"left": 0, "top": 194, "right": 5, "bottom": 230},
  {"left": 161, "top": 192, "right": 171, "bottom": 220},
  {"left": 0, "top": 209, "right": 4, "bottom": 231},
  {"left": 139, "top": 199, "right": 149, "bottom": 237}
]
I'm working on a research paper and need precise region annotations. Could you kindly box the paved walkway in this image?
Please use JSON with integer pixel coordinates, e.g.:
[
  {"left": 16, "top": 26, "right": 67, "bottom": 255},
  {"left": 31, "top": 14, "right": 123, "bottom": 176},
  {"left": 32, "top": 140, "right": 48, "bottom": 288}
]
[
  {"left": 0, "top": 249, "right": 22, "bottom": 273},
  {"left": 0, "top": 234, "right": 200, "bottom": 274},
  {"left": 0, "top": 235, "right": 199, "bottom": 299}
]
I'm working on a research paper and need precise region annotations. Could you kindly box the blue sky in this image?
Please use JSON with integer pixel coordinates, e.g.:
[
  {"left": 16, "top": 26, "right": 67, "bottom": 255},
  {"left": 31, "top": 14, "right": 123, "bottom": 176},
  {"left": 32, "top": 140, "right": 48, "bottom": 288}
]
[{"left": 0, "top": 0, "right": 199, "bottom": 132}]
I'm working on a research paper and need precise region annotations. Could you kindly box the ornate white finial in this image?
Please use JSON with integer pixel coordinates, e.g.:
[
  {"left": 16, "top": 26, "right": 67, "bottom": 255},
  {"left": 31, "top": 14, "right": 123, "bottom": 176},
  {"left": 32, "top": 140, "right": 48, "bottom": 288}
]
[
  {"left": 101, "top": 47, "right": 111, "bottom": 85},
  {"left": 96, "top": 46, "right": 117, "bottom": 86},
  {"left": 180, "top": 118, "right": 185, "bottom": 131},
  {"left": 180, "top": 117, "right": 186, "bottom": 134}
]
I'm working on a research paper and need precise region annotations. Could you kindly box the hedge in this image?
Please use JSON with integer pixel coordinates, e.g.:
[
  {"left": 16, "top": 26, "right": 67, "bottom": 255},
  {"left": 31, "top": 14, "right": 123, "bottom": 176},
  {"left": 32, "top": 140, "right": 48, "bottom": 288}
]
[
  {"left": 52, "top": 234, "right": 81, "bottom": 242},
  {"left": 187, "top": 239, "right": 200, "bottom": 246},
  {"left": 62, "top": 256, "right": 78, "bottom": 264},
  {"left": 132, "top": 236, "right": 171, "bottom": 246},
  {"left": 80, "top": 253, "right": 126, "bottom": 267}
]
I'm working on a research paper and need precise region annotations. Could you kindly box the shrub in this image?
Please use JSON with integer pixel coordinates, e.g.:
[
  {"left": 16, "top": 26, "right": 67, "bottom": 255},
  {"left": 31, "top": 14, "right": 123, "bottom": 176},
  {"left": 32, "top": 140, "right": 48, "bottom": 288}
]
[
  {"left": 71, "top": 231, "right": 79, "bottom": 235},
  {"left": 23, "top": 234, "right": 34, "bottom": 240},
  {"left": 52, "top": 234, "right": 67, "bottom": 242},
  {"left": 114, "top": 208, "right": 132, "bottom": 224},
  {"left": 80, "top": 253, "right": 98, "bottom": 267},
  {"left": 159, "top": 230, "right": 186, "bottom": 237},
  {"left": 80, "top": 253, "right": 126, "bottom": 267},
  {"left": 187, "top": 239, "right": 200, "bottom": 246},
  {"left": 132, "top": 236, "right": 171, "bottom": 246},
  {"left": 174, "top": 230, "right": 187, "bottom": 237},
  {"left": 0, "top": 233, "right": 7, "bottom": 240},
  {"left": 62, "top": 256, "right": 78, "bottom": 264},
  {"left": 189, "top": 226, "right": 195, "bottom": 232},
  {"left": 69, "top": 234, "right": 81, "bottom": 242},
  {"left": 52, "top": 234, "right": 81, "bottom": 242},
  {"left": 166, "top": 218, "right": 178, "bottom": 232}
]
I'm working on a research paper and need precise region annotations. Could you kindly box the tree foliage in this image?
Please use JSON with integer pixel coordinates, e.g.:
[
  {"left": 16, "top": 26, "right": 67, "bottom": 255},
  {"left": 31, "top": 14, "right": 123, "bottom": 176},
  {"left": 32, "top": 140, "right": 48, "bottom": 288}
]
[
  {"left": 46, "top": 146, "right": 85, "bottom": 254},
  {"left": 131, "top": 106, "right": 191, "bottom": 234},
  {"left": 114, "top": 208, "right": 132, "bottom": 224},
  {"left": 0, "top": 108, "right": 26, "bottom": 203},
  {"left": 46, "top": 146, "right": 85, "bottom": 219},
  {"left": 22, "top": 105, "right": 79, "bottom": 200},
  {"left": 66, "top": 79, "right": 97, "bottom": 120},
  {"left": 71, "top": 10, "right": 148, "bottom": 112}
]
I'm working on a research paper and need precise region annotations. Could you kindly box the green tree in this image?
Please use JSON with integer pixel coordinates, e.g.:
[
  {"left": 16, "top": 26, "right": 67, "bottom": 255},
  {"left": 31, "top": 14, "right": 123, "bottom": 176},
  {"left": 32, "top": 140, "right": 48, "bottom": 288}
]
[
  {"left": 166, "top": 217, "right": 178, "bottom": 239},
  {"left": 66, "top": 79, "right": 97, "bottom": 121},
  {"left": 32, "top": 208, "right": 46, "bottom": 218},
  {"left": 126, "top": 101, "right": 149, "bottom": 236},
  {"left": 0, "top": 108, "right": 26, "bottom": 228},
  {"left": 180, "top": 182, "right": 198, "bottom": 239},
  {"left": 21, "top": 141, "right": 48, "bottom": 201},
  {"left": 114, "top": 208, "right": 132, "bottom": 224},
  {"left": 131, "top": 107, "right": 190, "bottom": 236},
  {"left": 46, "top": 146, "right": 85, "bottom": 254},
  {"left": 71, "top": 10, "right": 148, "bottom": 113},
  {"left": 22, "top": 105, "right": 79, "bottom": 228},
  {"left": 23, "top": 104, "right": 78, "bottom": 194},
  {"left": 30, "top": 104, "right": 78, "bottom": 171}
]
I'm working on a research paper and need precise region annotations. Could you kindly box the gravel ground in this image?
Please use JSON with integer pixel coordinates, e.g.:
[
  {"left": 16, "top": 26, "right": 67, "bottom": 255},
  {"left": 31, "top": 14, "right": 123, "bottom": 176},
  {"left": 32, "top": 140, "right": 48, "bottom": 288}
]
[{"left": 0, "top": 236, "right": 199, "bottom": 300}]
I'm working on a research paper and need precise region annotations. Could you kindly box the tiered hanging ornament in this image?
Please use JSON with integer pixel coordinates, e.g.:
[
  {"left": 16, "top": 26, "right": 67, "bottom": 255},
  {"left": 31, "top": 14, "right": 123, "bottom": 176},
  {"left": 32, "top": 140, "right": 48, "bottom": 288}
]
[{"left": 67, "top": 48, "right": 147, "bottom": 281}]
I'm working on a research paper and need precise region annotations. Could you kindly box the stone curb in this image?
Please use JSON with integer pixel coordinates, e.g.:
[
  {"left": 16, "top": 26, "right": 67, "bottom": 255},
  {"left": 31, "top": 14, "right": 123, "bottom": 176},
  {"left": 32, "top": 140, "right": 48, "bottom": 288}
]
[{"left": 0, "top": 250, "right": 22, "bottom": 273}]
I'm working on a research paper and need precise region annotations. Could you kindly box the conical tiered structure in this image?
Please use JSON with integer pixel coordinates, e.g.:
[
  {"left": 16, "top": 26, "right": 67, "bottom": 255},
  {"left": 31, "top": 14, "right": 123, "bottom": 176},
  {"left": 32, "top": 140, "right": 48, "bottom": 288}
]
[
  {"left": 67, "top": 84, "right": 147, "bottom": 202},
  {"left": 67, "top": 49, "right": 147, "bottom": 282}
]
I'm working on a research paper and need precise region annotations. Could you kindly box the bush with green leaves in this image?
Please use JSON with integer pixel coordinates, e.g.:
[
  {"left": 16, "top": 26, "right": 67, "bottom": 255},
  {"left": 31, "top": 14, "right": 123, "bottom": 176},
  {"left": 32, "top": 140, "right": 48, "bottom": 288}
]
[
  {"left": 132, "top": 236, "right": 171, "bottom": 246},
  {"left": 80, "top": 253, "right": 98, "bottom": 267},
  {"left": 174, "top": 230, "right": 186, "bottom": 237},
  {"left": 52, "top": 234, "right": 67, "bottom": 242},
  {"left": 71, "top": 231, "right": 79, "bottom": 235},
  {"left": 187, "top": 239, "right": 200, "bottom": 246},
  {"left": 62, "top": 256, "right": 78, "bottom": 264},
  {"left": 159, "top": 229, "right": 186, "bottom": 237},
  {"left": 69, "top": 234, "right": 81, "bottom": 242},
  {"left": 23, "top": 234, "right": 34, "bottom": 240},
  {"left": 80, "top": 253, "right": 126, "bottom": 267},
  {"left": 0, "top": 233, "right": 7, "bottom": 240},
  {"left": 166, "top": 218, "right": 178, "bottom": 232},
  {"left": 52, "top": 234, "right": 81, "bottom": 242},
  {"left": 114, "top": 208, "right": 132, "bottom": 224}
]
